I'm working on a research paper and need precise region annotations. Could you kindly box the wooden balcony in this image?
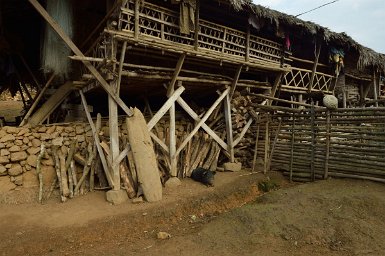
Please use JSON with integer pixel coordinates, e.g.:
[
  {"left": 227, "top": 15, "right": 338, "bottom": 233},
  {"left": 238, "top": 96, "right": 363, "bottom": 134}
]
[{"left": 115, "top": 0, "right": 290, "bottom": 71}]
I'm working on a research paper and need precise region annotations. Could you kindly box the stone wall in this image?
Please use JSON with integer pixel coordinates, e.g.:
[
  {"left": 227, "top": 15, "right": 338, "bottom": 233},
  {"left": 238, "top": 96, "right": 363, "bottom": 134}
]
[{"left": 0, "top": 123, "right": 93, "bottom": 194}]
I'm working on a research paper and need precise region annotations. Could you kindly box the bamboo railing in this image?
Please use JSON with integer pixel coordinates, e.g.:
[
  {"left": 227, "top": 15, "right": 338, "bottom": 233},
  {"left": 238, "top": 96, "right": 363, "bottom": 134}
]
[{"left": 118, "top": 0, "right": 288, "bottom": 66}]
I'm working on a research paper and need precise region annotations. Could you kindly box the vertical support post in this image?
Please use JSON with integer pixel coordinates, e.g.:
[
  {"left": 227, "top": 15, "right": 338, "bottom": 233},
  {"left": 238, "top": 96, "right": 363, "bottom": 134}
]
[
  {"left": 310, "top": 100, "right": 316, "bottom": 181},
  {"left": 167, "top": 54, "right": 185, "bottom": 176},
  {"left": 252, "top": 121, "right": 260, "bottom": 173},
  {"left": 194, "top": 0, "right": 200, "bottom": 51},
  {"left": 134, "top": 0, "right": 140, "bottom": 40},
  {"left": 324, "top": 110, "right": 331, "bottom": 179},
  {"left": 117, "top": 41, "right": 127, "bottom": 93},
  {"left": 160, "top": 12, "right": 165, "bottom": 40},
  {"left": 168, "top": 82, "right": 177, "bottom": 177},
  {"left": 109, "top": 38, "right": 120, "bottom": 190},
  {"left": 263, "top": 114, "right": 270, "bottom": 174},
  {"left": 224, "top": 93, "right": 234, "bottom": 162},
  {"left": 289, "top": 113, "right": 295, "bottom": 182},
  {"left": 245, "top": 25, "right": 250, "bottom": 62},
  {"left": 222, "top": 28, "right": 227, "bottom": 54},
  {"left": 308, "top": 39, "right": 321, "bottom": 93},
  {"left": 373, "top": 70, "right": 379, "bottom": 107}
]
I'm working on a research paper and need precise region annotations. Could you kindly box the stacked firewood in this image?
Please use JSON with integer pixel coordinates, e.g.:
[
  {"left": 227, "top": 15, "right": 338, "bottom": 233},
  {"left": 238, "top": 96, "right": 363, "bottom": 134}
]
[{"left": 231, "top": 91, "right": 263, "bottom": 167}]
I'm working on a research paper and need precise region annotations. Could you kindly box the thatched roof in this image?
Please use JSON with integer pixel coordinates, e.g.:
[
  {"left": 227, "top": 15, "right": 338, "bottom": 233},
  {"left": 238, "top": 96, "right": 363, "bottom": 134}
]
[{"left": 227, "top": 0, "right": 385, "bottom": 72}]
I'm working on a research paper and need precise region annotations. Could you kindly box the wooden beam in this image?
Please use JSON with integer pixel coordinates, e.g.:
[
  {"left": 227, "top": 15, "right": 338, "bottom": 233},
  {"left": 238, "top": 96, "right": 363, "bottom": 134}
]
[
  {"left": 168, "top": 83, "right": 177, "bottom": 177},
  {"left": 167, "top": 54, "right": 186, "bottom": 96},
  {"left": 28, "top": 0, "right": 133, "bottom": 117},
  {"left": 233, "top": 118, "right": 253, "bottom": 147},
  {"left": 150, "top": 132, "right": 169, "bottom": 153},
  {"left": 117, "top": 41, "right": 127, "bottom": 93},
  {"left": 268, "top": 72, "right": 284, "bottom": 106},
  {"left": 252, "top": 117, "right": 260, "bottom": 173},
  {"left": 308, "top": 39, "right": 322, "bottom": 93},
  {"left": 229, "top": 65, "right": 242, "bottom": 99},
  {"left": 79, "top": 90, "right": 115, "bottom": 189},
  {"left": 245, "top": 25, "right": 250, "bottom": 62},
  {"left": 224, "top": 92, "right": 234, "bottom": 162},
  {"left": 176, "top": 88, "right": 230, "bottom": 156},
  {"left": 20, "top": 75, "right": 55, "bottom": 126},
  {"left": 147, "top": 86, "right": 185, "bottom": 130},
  {"left": 177, "top": 96, "right": 228, "bottom": 151},
  {"left": 373, "top": 71, "right": 379, "bottom": 107},
  {"left": 134, "top": 0, "right": 140, "bottom": 39}
]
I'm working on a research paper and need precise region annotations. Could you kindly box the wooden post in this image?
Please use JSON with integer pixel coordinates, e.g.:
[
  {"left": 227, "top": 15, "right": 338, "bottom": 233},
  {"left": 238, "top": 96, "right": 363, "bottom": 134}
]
[
  {"left": 134, "top": 0, "right": 140, "bottom": 39},
  {"left": 263, "top": 114, "right": 269, "bottom": 174},
  {"left": 117, "top": 41, "right": 127, "bottom": 93},
  {"left": 245, "top": 25, "right": 250, "bottom": 62},
  {"left": 308, "top": 39, "right": 321, "bottom": 93},
  {"left": 324, "top": 110, "right": 331, "bottom": 179},
  {"left": 289, "top": 113, "right": 295, "bottom": 182},
  {"left": 373, "top": 71, "right": 379, "bottom": 107},
  {"left": 229, "top": 65, "right": 242, "bottom": 99},
  {"left": 252, "top": 118, "right": 260, "bottom": 173},
  {"left": 268, "top": 118, "right": 282, "bottom": 171},
  {"left": 160, "top": 12, "right": 165, "bottom": 40},
  {"left": 310, "top": 100, "right": 316, "bottom": 181},
  {"left": 167, "top": 55, "right": 186, "bottom": 176},
  {"left": 194, "top": 0, "right": 200, "bottom": 51},
  {"left": 268, "top": 72, "right": 284, "bottom": 106},
  {"left": 28, "top": 0, "right": 133, "bottom": 117},
  {"left": 224, "top": 92, "right": 234, "bottom": 162}
]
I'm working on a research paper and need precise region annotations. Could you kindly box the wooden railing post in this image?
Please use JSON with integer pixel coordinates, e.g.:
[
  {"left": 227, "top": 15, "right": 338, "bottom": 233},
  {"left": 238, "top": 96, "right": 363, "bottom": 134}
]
[
  {"left": 194, "top": 0, "right": 200, "bottom": 51},
  {"left": 308, "top": 39, "right": 322, "bottom": 93},
  {"left": 134, "top": 0, "right": 140, "bottom": 39}
]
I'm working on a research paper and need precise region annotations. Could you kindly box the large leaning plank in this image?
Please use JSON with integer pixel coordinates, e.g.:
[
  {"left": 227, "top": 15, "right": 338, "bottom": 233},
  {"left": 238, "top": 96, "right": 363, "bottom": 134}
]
[
  {"left": 27, "top": 82, "right": 74, "bottom": 126},
  {"left": 126, "top": 108, "right": 162, "bottom": 202}
]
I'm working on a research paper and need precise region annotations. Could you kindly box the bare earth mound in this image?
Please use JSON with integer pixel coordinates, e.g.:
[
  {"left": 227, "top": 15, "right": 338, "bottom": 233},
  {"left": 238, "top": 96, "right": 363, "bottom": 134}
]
[{"left": 1, "top": 172, "right": 385, "bottom": 256}]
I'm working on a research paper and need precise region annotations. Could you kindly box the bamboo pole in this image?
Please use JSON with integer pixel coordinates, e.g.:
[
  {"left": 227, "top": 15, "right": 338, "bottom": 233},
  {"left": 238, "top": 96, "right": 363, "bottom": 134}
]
[
  {"left": 289, "top": 113, "right": 295, "bottom": 182},
  {"left": 264, "top": 114, "right": 270, "bottom": 174},
  {"left": 324, "top": 110, "right": 331, "bottom": 179}
]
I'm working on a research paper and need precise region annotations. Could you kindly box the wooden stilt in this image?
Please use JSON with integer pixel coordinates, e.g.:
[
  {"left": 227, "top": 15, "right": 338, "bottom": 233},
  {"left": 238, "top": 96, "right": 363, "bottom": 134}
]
[
  {"left": 224, "top": 92, "right": 234, "bottom": 162},
  {"left": 263, "top": 115, "right": 269, "bottom": 174},
  {"left": 289, "top": 113, "right": 295, "bottom": 182},
  {"left": 324, "top": 110, "right": 331, "bottom": 179},
  {"left": 252, "top": 117, "right": 260, "bottom": 173}
]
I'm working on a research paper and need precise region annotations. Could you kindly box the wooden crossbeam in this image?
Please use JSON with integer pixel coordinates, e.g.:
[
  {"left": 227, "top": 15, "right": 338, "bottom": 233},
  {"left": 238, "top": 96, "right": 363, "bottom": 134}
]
[
  {"left": 79, "top": 90, "right": 115, "bottom": 189},
  {"left": 233, "top": 118, "right": 253, "bottom": 147},
  {"left": 176, "top": 88, "right": 230, "bottom": 157},
  {"left": 150, "top": 132, "right": 169, "bottom": 153},
  {"left": 147, "top": 86, "right": 185, "bottom": 130},
  {"left": 176, "top": 96, "right": 228, "bottom": 150},
  {"left": 28, "top": 0, "right": 133, "bottom": 117}
]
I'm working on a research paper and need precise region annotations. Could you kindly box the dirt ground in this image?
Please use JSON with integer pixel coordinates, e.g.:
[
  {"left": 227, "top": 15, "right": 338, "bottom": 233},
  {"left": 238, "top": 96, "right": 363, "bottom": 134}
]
[{"left": 1, "top": 170, "right": 385, "bottom": 256}]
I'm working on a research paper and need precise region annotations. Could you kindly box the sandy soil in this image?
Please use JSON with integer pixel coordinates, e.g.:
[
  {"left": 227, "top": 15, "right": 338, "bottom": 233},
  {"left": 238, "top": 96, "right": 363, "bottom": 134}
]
[{"left": 1, "top": 171, "right": 385, "bottom": 256}]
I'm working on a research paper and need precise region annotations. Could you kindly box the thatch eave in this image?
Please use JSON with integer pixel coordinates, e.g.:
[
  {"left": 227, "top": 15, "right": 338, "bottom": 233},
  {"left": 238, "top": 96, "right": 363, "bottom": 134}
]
[{"left": 226, "top": 0, "right": 385, "bottom": 72}]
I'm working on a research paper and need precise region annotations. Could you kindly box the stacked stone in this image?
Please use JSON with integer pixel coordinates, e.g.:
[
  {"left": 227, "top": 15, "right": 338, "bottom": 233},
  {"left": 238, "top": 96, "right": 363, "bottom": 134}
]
[{"left": 0, "top": 124, "right": 93, "bottom": 194}]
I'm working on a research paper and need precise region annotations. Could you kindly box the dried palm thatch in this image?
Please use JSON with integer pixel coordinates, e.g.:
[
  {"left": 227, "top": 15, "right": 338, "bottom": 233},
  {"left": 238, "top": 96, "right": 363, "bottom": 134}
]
[{"left": 226, "top": 0, "right": 385, "bottom": 72}]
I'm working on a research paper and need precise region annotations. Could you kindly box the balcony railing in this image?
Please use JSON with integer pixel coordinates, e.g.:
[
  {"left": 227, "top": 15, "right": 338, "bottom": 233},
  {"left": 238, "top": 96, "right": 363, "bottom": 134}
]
[
  {"left": 118, "top": 1, "right": 288, "bottom": 66},
  {"left": 282, "top": 67, "right": 335, "bottom": 93}
]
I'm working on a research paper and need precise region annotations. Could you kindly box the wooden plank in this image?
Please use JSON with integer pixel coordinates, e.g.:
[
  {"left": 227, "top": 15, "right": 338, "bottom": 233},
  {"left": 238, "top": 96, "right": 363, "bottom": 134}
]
[
  {"left": 229, "top": 65, "right": 243, "bottom": 99},
  {"left": 176, "top": 88, "right": 230, "bottom": 156},
  {"left": 27, "top": 81, "right": 73, "bottom": 126},
  {"left": 233, "top": 118, "right": 253, "bottom": 147},
  {"left": 79, "top": 90, "right": 115, "bottom": 189},
  {"left": 28, "top": 0, "right": 133, "bottom": 117},
  {"left": 176, "top": 96, "right": 227, "bottom": 150},
  {"left": 126, "top": 109, "right": 162, "bottom": 202},
  {"left": 147, "top": 86, "right": 185, "bottom": 130},
  {"left": 224, "top": 92, "right": 234, "bottom": 162}
]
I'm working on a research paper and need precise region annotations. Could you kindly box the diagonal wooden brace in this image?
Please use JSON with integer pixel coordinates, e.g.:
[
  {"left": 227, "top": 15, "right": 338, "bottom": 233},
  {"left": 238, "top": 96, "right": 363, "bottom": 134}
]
[
  {"left": 147, "top": 86, "right": 185, "bottom": 130},
  {"left": 176, "top": 87, "right": 230, "bottom": 156},
  {"left": 28, "top": 0, "right": 133, "bottom": 117}
]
